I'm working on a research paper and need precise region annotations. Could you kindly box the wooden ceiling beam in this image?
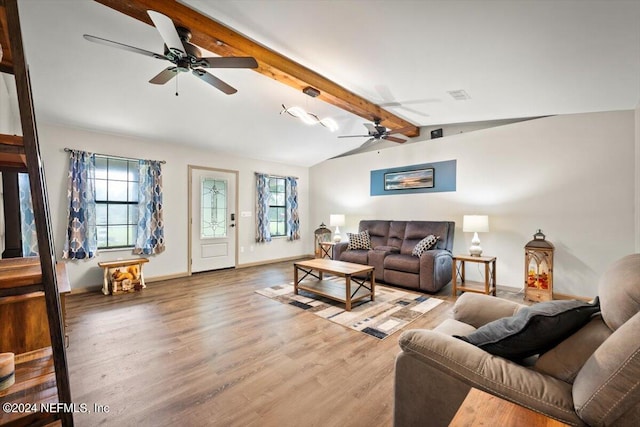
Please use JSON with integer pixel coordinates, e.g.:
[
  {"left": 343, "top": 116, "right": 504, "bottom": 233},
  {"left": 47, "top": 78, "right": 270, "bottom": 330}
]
[{"left": 94, "top": 0, "right": 420, "bottom": 137}]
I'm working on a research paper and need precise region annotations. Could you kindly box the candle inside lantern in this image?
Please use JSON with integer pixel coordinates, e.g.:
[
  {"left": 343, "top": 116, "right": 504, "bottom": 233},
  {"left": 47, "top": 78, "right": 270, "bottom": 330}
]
[{"left": 0, "top": 352, "right": 15, "bottom": 391}]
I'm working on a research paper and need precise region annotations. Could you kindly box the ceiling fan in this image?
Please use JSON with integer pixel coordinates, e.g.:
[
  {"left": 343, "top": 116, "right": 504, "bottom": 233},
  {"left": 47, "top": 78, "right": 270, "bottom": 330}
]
[
  {"left": 338, "top": 119, "right": 414, "bottom": 147},
  {"left": 83, "top": 10, "right": 258, "bottom": 95}
]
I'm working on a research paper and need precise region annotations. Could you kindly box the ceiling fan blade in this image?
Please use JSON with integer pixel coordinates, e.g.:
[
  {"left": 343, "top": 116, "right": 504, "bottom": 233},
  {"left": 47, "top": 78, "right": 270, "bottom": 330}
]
[
  {"left": 386, "top": 126, "right": 416, "bottom": 135},
  {"left": 363, "top": 123, "right": 377, "bottom": 134},
  {"left": 147, "top": 10, "right": 186, "bottom": 57},
  {"left": 338, "top": 135, "right": 370, "bottom": 139},
  {"left": 83, "top": 34, "right": 166, "bottom": 59},
  {"left": 192, "top": 69, "right": 237, "bottom": 94},
  {"left": 385, "top": 135, "right": 407, "bottom": 144},
  {"left": 149, "top": 67, "right": 179, "bottom": 85},
  {"left": 361, "top": 138, "right": 376, "bottom": 147},
  {"left": 199, "top": 56, "right": 258, "bottom": 69}
]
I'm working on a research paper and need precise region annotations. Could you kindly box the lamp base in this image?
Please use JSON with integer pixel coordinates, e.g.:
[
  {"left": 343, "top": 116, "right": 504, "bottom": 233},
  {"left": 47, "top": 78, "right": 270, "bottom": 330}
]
[
  {"left": 468, "top": 245, "right": 483, "bottom": 257},
  {"left": 333, "top": 226, "right": 342, "bottom": 242},
  {"left": 468, "top": 232, "right": 483, "bottom": 256}
]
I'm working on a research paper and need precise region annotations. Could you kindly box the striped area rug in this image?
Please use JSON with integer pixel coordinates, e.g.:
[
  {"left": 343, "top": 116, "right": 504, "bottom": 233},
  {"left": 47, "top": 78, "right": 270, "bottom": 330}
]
[{"left": 256, "top": 280, "right": 446, "bottom": 340}]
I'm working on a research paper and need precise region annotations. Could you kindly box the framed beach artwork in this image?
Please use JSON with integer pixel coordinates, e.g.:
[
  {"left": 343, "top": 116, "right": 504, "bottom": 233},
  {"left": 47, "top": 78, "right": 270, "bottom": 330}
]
[{"left": 384, "top": 168, "right": 434, "bottom": 190}]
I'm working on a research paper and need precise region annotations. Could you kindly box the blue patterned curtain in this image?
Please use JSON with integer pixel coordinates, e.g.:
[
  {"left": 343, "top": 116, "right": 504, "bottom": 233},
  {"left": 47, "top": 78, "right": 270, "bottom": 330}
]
[
  {"left": 134, "top": 160, "right": 165, "bottom": 254},
  {"left": 63, "top": 150, "right": 97, "bottom": 259},
  {"left": 285, "top": 176, "right": 300, "bottom": 241},
  {"left": 255, "top": 173, "right": 271, "bottom": 243},
  {"left": 18, "top": 173, "right": 38, "bottom": 256}
]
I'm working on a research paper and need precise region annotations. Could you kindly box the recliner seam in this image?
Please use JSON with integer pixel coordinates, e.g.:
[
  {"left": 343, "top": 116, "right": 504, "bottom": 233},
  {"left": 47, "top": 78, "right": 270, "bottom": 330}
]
[{"left": 578, "top": 347, "right": 640, "bottom": 424}]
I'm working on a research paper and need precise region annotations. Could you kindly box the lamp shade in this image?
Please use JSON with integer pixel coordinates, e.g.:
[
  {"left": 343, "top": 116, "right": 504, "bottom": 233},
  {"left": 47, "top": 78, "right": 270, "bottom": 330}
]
[
  {"left": 329, "top": 214, "right": 345, "bottom": 227},
  {"left": 463, "top": 215, "right": 489, "bottom": 233}
]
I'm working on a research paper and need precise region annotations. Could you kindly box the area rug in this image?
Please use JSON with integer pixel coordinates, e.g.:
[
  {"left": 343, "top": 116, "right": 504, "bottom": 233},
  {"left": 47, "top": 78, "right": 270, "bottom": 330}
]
[{"left": 256, "top": 280, "right": 445, "bottom": 340}]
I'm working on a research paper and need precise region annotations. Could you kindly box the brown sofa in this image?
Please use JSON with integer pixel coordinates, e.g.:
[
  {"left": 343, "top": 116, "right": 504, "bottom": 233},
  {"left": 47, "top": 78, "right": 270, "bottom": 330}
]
[
  {"left": 332, "top": 220, "right": 455, "bottom": 293},
  {"left": 394, "top": 253, "right": 640, "bottom": 426}
]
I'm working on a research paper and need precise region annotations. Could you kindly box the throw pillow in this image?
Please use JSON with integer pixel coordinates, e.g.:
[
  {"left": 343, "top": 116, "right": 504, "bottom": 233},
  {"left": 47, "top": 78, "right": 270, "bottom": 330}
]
[
  {"left": 411, "top": 235, "right": 439, "bottom": 257},
  {"left": 347, "top": 230, "right": 371, "bottom": 250},
  {"left": 454, "top": 297, "right": 600, "bottom": 360}
]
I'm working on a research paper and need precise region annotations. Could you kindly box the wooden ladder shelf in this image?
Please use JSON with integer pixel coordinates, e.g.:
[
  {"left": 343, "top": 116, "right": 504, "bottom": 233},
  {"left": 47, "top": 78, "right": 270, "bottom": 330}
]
[{"left": 0, "top": 0, "right": 73, "bottom": 425}]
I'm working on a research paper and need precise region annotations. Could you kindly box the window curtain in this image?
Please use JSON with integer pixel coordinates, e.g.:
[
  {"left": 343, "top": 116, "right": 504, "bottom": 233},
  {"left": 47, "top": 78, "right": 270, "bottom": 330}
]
[
  {"left": 285, "top": 176, "right": 300, "bottom": 241},
  {"left": 63, "top": 149, "right": 97, "bottom": 259},
  {"left": 18, "top": 173, "right": 38, "bottom": 256},
  {"left": 134, "top": 160, "right": 165, "bottom": 254},
  {"left": 255, "top": 173, "right": 271, "bottom": 243}
]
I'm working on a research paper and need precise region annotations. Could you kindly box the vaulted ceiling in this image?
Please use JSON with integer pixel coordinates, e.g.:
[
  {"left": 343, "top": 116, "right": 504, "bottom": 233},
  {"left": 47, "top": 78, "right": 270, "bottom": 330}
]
[{"left": 9, "top": 0, "right": 640, "bottom": 167}]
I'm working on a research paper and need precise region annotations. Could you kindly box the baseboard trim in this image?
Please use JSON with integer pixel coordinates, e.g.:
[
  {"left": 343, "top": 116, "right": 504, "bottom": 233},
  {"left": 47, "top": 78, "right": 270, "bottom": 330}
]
[
  {"left": 552, "top": 292, "right": 593, "bottom": 302},
  {"left": 146, "top": 272, "right": 190, "bottom": 283},
  {"left": 494, "top": 286, "right": 591, "bottom": 302},
  {"left": 237, "top": 254, "right": 313, "bottom": 269}
]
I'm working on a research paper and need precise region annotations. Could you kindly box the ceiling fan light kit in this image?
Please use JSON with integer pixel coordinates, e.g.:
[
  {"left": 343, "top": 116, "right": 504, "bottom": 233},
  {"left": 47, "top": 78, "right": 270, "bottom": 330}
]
[{"left": 83, "top": 10, "right": 258, "bottom": 95}]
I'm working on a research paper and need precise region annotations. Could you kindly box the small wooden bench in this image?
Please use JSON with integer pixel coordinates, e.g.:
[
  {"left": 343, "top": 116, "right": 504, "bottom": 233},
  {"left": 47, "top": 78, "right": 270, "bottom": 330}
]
[{"left": 97, "top": 258, "right": 149, "bottom": 295}]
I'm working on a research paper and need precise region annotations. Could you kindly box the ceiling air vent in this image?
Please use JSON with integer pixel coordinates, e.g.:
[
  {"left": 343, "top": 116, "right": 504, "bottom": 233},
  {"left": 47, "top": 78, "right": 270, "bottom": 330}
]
[{"left": 447, "top": 89, "right": 471, "bottom": 100}]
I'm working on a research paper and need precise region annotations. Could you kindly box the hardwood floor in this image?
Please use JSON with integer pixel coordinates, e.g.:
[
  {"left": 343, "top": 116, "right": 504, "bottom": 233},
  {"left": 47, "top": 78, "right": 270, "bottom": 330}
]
[{"left": 64, "top": 260, "right": 524, "bottom": 427}]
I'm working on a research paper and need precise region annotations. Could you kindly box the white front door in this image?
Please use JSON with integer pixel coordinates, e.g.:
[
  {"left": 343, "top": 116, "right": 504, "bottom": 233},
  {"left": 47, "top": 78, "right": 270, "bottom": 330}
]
[{"left": 190, "top": 167, "right": 237, "bottom": 273}]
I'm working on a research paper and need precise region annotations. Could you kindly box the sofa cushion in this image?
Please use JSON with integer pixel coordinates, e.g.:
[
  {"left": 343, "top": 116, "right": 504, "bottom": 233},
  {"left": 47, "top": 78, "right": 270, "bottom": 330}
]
[
  {"left": 340, "top": 249, "right": 368, "bottom": 265},
  {"left": 401, "top": 222, "right": 451, "bottom": 254},
  {"left": 412, "top": 235, "right": 439, "bottom": 257},
  {"left": 384, "top": 254, "right": 420, "bottom": 274},
  {"left": 454, "top": 298, "right": 601, "bottom": 360},
  {"left": 387, "top": 221, "right": 407, "bottom": 249},
  {"left": 347, "top": 230, "right": 371, "bottom": 250},
  {"left": 533, "top": 315, "right": 612, "bottom": 383},
  {"left": 359, "top": 220, "right": 390, "bottom": 249}
]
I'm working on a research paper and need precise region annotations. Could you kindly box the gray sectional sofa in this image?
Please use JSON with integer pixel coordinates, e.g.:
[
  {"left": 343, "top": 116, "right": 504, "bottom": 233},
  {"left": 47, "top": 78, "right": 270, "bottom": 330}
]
[{"left": 332, "top": 220, "right": 455, "bottom": 293}]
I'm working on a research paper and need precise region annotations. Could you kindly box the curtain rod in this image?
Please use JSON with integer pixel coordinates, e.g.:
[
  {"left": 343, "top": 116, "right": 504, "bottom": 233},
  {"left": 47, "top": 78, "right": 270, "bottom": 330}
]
[
  {"left": 255, "top": 172, "right": 299, "bottom": 179},
  {"left": 64, "top": 148, "right": 166, "bottom": 164}
]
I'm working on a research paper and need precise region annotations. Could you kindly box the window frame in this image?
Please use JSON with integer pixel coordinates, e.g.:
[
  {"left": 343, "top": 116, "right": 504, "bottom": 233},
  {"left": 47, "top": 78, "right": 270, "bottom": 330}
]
[
  {"left": 94, "top": 155, "right": 139, "bottom": 249},
  {"left": 267, "top": 176, "right": 287, "bottom": 238}
]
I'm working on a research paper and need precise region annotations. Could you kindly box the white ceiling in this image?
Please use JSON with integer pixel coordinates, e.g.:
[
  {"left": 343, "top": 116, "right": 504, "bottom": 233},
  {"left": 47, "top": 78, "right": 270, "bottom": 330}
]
[{"left": 15, "top": 0, "right": 640, "bottom": 167}]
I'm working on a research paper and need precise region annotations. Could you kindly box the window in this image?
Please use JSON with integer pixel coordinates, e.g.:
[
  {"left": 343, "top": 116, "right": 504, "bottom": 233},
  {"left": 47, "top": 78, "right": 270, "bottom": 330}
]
[
  {"left": 94, "top": 156, "right": 139, "bottom": 248},
  {"left": 268, "top": 177, "right": 286, "bottom": 237}
]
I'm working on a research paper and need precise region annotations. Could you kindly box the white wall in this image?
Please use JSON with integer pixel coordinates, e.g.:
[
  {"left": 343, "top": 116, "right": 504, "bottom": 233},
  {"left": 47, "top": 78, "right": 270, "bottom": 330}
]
[
  {"left": 38, "top": 123, "right": 310, "bottom": 290},
  {"left": 0, "top": 73, "right": 20, "bottom": 135},
  {"left": 636, "top": 104, "right": 640, "bottom": 252},
  {"left": 310, "top": 111, "right": 636, "bottom": 298}
]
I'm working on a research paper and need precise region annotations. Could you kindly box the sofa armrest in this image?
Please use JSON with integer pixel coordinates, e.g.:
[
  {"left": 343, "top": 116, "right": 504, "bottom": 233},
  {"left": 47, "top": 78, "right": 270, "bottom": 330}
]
[
  {"left": 418, "top": 249, "right": 453, "bottom": 292},
  {"left": 332, "top": 242, "right": 349, "bottom": 260},
  {"left": 396, "top": 329, "right": 581, "bottom": 425},
  {"left": 453, "top": 292, "right": 525, "bottom": 328}
]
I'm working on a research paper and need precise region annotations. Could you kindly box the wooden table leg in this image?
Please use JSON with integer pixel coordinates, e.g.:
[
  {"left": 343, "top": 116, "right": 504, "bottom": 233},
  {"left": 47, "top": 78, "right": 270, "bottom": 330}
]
[
  {"left": 492, "top": 260, "right": 497, "bottom": 296},
  {"left": 452, "top": 260, "right": 457, "bottom": 297},
  {"left": 345, "top": 275, "right": 352, "bottom": 311},
  {"left": 139, "top": 263, "right": 147, "bottom": 289},
  {"left": 293, "top": 265, "right": 299, "bottom": 295},
  {"left": 102, "top": 268, "right": 110, "bottom": 295},
  {"left": 485, "top": 262, "right": 490, "bottom": 295},
  {"left": 370, "top": 271, "right": 375, "bottom": 302}
]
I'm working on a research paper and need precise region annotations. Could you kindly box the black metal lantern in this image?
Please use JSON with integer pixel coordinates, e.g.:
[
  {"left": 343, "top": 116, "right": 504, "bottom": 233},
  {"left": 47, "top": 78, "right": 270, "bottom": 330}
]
[
  {"left": 314, "top": 223, "right": 332, "bottom": 258},
  {"left": 525, "top": 229, "right": 554, "bottom": 302}
]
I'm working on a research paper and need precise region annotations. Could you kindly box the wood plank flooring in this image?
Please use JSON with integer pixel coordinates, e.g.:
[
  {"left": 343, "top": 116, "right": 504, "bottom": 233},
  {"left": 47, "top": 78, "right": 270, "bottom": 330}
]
[{"left": 64, "top": 259, "right": 524, "bottom": 427}]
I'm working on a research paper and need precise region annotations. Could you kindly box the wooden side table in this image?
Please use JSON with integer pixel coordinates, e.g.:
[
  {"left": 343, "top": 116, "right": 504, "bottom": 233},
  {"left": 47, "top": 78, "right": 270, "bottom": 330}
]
[
  {"left": 319, "top": 241, "right": 336, "bottom": 259},
  {"left": 452, "top": 254, "right": 496, "bottom": 297},
  {"left": 450, "top": 388, "right": 569, "bottom": 426}
]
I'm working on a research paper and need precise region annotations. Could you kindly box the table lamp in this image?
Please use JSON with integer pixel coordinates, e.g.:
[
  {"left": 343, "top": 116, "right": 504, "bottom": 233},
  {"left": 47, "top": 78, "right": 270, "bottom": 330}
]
[
  {"left": 330, "top": 214, "right": 345, "bottom": 242},
  {"left": 463, "top": 215, "right": 489, "bottom": 256}
]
